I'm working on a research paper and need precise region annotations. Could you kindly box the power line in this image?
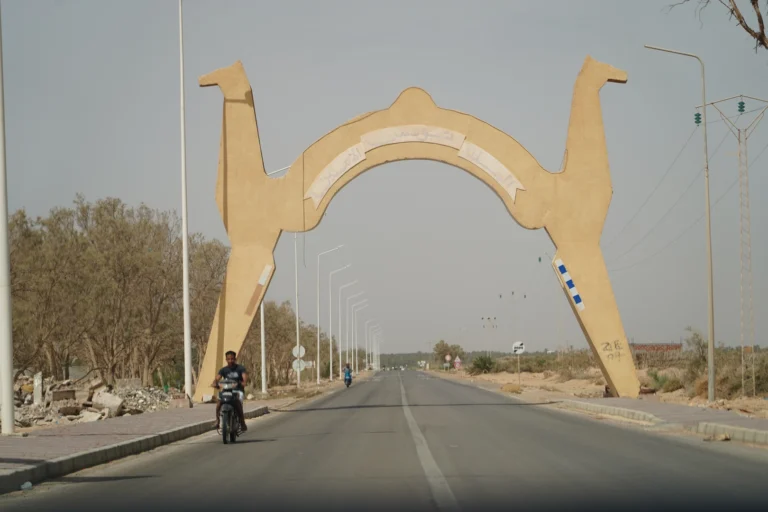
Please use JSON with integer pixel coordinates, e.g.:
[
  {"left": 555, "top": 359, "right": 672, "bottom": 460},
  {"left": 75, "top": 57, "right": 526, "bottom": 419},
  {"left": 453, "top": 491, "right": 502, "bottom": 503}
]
[
  {"left": 610, "top": 130, "right": 731, "bottom": 262},
  {"left": 706, "top": 106, "right": 763, "bottom": 125},
  {"left": 603, "top": 127, "right": 698, "bottom": 251},
  {"left": 610, "top": 142, "right": 768, "bottom": 273}
]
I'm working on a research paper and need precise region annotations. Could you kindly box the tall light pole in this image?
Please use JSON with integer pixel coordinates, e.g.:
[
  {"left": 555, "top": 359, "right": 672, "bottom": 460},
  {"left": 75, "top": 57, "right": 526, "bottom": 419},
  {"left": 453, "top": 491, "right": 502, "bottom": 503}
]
[
  {"left": 353, "top": 304, "right": 369, "bottom": 374},
  {"left": 338, "top": 281, "right": 359, "bottom": 378},
  {"left": 364, "top": 320, "right": 376, "bottom": 370},
  {"left": 371, "top": 327, "right": 383, "bottom": 369},
  {"left": 369, "top": 324, "right": 381, "bottom": 369},
  {"left": 374, "top": 330, "right": 383, "bottom": 370},
  {"left": 178, "top": 0, "right": 193, "bottom": 403},
  {"left": 328, "top": 265, "right": 351, "bottom": 381},
  {"left": 0, "top": 3, "right": 16, "bottom": 435},
  {"left": 259, "top": 165, "right": 290, "bottom": 393},
  {"left": 316, "top": 245, "right": 343, "bottom": 384},
  {"left": 645, "top": 45, "right": 715, "bottom": 402},
  {"left": 294, "top": 232, "right": 302, "bottom": 387},
  {"left": 346, "top": 294, "right": 366, "bottom": 368}
]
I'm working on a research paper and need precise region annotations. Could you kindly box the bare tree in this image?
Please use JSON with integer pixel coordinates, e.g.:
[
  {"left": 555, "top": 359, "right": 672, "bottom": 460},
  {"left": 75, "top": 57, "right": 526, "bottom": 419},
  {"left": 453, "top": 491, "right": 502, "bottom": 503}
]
[{"left": 670, "top": 0, "right": 768, "bottom": 51}]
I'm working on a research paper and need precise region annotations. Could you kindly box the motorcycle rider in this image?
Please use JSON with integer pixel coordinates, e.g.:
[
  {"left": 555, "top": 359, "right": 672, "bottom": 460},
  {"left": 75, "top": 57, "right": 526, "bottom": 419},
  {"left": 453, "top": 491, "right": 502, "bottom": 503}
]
[
  {"left": 212, "top": 350, "right": 248, "bottom": 432},
  {"left": 343, "top": 363, "right": 352, "bottom": 384}
]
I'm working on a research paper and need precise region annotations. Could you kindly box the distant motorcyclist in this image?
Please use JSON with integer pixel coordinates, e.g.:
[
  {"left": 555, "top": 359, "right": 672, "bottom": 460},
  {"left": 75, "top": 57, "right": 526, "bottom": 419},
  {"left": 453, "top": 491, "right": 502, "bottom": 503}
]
[
  {"left": 343, "top": 363, "right": 352, "bottom": 385},
  {"left": 212, "top": 350, "right": 248, "bottom": 432}
]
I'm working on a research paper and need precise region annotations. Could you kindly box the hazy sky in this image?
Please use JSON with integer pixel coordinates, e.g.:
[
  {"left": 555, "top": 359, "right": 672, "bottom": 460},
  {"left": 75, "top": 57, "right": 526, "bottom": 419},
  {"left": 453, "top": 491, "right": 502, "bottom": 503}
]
[{"left": 4, "top": 0, "right": 768, "bottom": 354}]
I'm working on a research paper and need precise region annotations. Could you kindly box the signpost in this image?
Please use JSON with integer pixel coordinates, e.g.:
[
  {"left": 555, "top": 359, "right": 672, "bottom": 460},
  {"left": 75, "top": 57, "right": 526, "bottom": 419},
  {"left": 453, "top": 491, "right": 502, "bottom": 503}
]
[
  {"left": 453, "top": 356, "right": 462, "bottom": 370},
  {"left": 512, "top": 341, "right": 525, "bottom": 386},
  {"left": 444, "top": 354, "right": 451, "bottom": 370},
  {"left": 292, "top": 345, "right": 306, "bottom": 380}
]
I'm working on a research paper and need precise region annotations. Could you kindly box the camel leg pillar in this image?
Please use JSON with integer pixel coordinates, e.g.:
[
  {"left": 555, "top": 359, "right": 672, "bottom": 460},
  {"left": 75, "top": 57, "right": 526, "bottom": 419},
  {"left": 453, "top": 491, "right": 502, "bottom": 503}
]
[
  {"left": 194, "top": 239, "right": 278, "bottom": 403},
  {"left": 551, "top": 245, "right": 640, "bottom": 398}
]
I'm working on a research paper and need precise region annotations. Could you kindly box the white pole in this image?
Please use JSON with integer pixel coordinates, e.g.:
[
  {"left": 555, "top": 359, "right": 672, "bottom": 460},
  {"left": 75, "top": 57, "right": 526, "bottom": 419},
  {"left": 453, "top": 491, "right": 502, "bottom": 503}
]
[
  {"left": 178, "top": 0, "right": 193, "bottom": 402},
  {"left": 644, "top": 45, "right": 714, "bottom": 402},
  {"left": 259, "top": 167, "right": 286, "bottom": 393},
  {"left": 0, "top": 4, "right": 16, "bottom": 435},
  {"left": 369, "top": 326, "right": 380, "bottom": 369},
  {"left": 349, "top": 300, "right": 367, "bottom": 374},
  {"left": 338, "top": 282, "right": 358, "bottom": 378},
  {"left": 364, "top": 320, "right": 375, "bottom": 370},
  {"left": 316, "top": 246, "right": 342, "bottom": 384},
  {"left": 354, "top": 305, "right": 368, "bottom": 374},
  {"left": 328, "top": 266, "right": 351, "bottom": 381},
  {"left": 294, "top": 232, "right": 301, "bottom": 387},
  {"left": 260, "top": 302, "right": 266, "bottom": 394},
  {"left": 346, "top": 294, "right": 365, "bottom": 369}
]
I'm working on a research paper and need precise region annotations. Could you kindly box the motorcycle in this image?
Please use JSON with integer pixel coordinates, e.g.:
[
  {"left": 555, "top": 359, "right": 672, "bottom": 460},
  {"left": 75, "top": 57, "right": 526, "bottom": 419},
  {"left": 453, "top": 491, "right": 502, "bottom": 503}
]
[
  {"left": 344, "top": 374, "right": 352, "bottom": 388},
  {"left": 217, "top": 378, "right": 242, "bottom": 444}
]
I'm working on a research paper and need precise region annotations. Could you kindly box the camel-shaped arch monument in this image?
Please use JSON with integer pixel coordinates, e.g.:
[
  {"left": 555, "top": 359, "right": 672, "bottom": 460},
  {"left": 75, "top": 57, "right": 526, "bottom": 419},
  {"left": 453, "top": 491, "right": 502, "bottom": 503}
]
[{"left": 193, "top": 55, "right": 641, "bottom": 401}]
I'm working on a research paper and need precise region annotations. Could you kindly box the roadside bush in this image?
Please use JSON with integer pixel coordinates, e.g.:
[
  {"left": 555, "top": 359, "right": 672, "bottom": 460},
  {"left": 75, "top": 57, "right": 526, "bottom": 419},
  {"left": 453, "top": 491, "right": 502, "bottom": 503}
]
[
  {"left": 661, "top": 376, "right": 684, "bottom": 393},
  {"left": 468, "top": 355, "right": 494, "bottom": 375}
]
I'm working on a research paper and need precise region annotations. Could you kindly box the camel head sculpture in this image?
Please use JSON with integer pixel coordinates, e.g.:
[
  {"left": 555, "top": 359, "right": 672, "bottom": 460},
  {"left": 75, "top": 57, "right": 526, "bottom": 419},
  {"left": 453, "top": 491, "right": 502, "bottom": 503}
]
[{"left": 192, "top": 56, "right": 640, "bottom": 402}]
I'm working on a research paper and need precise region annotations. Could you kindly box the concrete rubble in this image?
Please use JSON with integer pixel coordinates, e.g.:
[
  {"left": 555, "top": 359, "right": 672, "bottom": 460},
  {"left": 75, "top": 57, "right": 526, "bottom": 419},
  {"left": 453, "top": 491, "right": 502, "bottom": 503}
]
[{"left": 5, "top": 374, "right": 178, "bottom": 429}]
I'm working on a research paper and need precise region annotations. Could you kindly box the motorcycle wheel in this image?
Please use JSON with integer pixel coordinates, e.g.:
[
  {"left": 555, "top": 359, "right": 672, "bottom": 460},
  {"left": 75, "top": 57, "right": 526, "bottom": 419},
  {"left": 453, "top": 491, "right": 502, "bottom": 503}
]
[
  {"left": 230, "top": 414, "right": 238, "bottom": 443},
  {"left": 221, "top": 410, "right": 229, "bottom": 445}
]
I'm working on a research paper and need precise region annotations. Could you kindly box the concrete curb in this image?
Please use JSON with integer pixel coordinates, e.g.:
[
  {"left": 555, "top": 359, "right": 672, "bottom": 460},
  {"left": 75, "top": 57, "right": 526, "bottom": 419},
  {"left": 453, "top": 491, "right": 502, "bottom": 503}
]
[
  {"left": 0, "top": 405, "right": 270, "bottom": 495},
  {"left": 553, "top": 400, "right": 664, "bottom": 424},
  {"left": 690, "top": 422, "right": 768, "bottom": 446}
]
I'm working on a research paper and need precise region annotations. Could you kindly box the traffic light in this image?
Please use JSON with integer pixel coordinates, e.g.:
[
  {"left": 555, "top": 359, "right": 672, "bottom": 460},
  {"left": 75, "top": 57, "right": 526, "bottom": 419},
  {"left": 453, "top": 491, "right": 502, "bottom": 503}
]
[
  {"left": 738, "top": 101, "right": 745, "bottom": 113},
  {"left": 694, "top": 112, "right": 702, "bottom": 125}
]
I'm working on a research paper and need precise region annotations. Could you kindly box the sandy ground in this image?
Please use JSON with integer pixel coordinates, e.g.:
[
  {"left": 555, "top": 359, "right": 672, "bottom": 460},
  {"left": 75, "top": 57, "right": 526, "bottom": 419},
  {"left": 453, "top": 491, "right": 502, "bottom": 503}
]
[{"left": 433, "top": 368, "right": 768, "bottom": 419}]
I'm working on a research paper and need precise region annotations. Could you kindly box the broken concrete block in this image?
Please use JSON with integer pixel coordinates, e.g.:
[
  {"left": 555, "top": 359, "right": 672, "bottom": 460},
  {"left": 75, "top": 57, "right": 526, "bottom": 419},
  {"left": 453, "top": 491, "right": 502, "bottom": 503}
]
[
  {"left": 92, "top": 390, "right": 124, "bottom": 417},
  {"left": 33, "top": 372, "right": 43, "bottom": 405},
  {"left": 170, "top": 397, "right": 192, "bottom": 409},
  {"left": 79, "top": 410, "right": 102, "bottom": 422},
  {"left": 57, "top": 405, "right": 82, "bottom": 416},
  {"left": 201, "top": 394, "right": 215, "bottom": 404},
  {"left": 51, "top": 389, "right": 76, "bottom": 402}
]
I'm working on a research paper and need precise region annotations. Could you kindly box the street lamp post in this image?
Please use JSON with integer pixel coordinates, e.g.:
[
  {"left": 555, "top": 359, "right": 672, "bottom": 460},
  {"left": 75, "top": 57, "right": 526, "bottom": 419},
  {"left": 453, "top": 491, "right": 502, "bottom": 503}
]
[
  {"left": 259, "top": 165, "right": 289, "bottom": 393},
  {"left": 353, "top": 305, "right": 369, "bottom": 374},
  {"left": 316, "top": 245, "right": 343, "bottom": 384},
  {"left": 645, "top": 45, "right": 715, "bottom": 402},
  {"left": 338, "top": 281, "right": 359, "bottom": 379},
  {"left": 364, "top": 320, "right": 376, "bottom": 370},
  {"left": 178, "top": 0, "right": 194, "bottom": 403},
  {"left": 374, "top": 330, "right": 383, "bottom": 369},
  {"left": 328, "top": 265, "right": 350, "bottom": 381},
  {"left": 294, "top": 232, "right": 301, "bottom": 387},
  {"left": 369, "top": 324, "right": 381, "bottom": 369},
  {"left": 346, "top": 294, "right": 366, "bottom": 370},
  {"left": 371, "top": 327, "right": 383, "bottom": 369},
  {"left": 0, "top": 3, "right": 16, "bottom": 435}
]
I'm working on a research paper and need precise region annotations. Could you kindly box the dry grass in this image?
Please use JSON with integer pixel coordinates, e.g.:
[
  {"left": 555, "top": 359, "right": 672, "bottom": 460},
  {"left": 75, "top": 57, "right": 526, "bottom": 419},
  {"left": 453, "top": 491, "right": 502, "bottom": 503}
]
[{"left": 501, "top": 383, "right": 522, "bottom": 394}]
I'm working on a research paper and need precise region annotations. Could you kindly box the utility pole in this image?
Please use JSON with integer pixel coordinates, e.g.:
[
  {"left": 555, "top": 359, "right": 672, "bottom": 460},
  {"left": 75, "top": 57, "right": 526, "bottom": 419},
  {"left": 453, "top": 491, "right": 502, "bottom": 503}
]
[{"left": 699, "top": 95, "right": 767, "bottom": 397}]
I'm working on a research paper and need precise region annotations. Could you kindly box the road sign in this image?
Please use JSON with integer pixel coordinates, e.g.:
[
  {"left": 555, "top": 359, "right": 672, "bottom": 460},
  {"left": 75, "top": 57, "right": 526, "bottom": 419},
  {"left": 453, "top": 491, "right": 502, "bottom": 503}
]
[
  {"left": 512, "top": 341, "right": 525, "bottom": 355},
  {"left": 292, "top": 345, "right": 306, "bottom": 358},
  {"left": 453, "top": 356, "right": 462, "bottom": 370},
  {"left": 292, "top": 359, "right": 307, "bottom": 372},
  {"left": 445, "top": 354, "right": 452, "bottom": 362}
]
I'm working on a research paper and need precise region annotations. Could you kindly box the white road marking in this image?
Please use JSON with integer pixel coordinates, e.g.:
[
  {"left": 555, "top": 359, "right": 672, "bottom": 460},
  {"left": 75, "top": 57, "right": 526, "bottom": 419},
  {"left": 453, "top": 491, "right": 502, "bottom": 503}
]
[{"left": 399, "top": 373, "right": 460, "bottom": 511}]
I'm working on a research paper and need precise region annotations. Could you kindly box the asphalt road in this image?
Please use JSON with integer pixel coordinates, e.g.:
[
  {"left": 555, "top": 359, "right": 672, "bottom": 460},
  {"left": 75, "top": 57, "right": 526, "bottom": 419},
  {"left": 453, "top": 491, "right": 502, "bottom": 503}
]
[{"left": 2, "top": 370, "right": 767, "bottom": 512}]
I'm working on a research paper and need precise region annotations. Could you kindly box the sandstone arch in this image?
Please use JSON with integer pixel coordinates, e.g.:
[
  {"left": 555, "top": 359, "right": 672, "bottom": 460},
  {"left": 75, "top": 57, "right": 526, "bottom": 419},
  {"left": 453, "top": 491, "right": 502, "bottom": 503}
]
[{"left": 193, "top": 56, "right": 640, "bottom": 401}]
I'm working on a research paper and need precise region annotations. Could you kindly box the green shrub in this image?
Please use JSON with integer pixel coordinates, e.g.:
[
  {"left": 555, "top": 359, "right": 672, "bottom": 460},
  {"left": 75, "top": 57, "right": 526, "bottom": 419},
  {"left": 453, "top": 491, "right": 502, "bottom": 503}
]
[
  {"left": 468, "top": 355, "right": 495, "bottom": 375},
  {"left": 661, "top": 376, "right": 684, "bottom": 393}
]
